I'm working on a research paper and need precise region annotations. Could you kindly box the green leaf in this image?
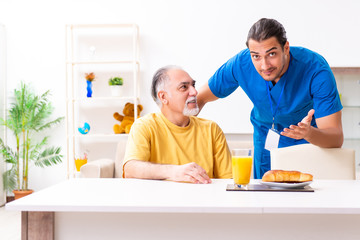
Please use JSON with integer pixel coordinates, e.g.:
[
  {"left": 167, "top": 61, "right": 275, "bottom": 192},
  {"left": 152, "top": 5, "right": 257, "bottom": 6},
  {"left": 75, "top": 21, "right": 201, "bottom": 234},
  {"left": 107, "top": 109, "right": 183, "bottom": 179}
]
[
  {"left": 0, "top": 138, "right": 17, "bottom": 164},
  {"left": 2, "top": 167, "right": 17, "bottom": 192},
  {"left": 34, "top": 146, "right": 63, "bottom": 168},
  {"left": 1, "top": 82, "right": 64, "bottom": 190},
  {"left": 108, "top": 77, "right": 123, "bottom": 85}
]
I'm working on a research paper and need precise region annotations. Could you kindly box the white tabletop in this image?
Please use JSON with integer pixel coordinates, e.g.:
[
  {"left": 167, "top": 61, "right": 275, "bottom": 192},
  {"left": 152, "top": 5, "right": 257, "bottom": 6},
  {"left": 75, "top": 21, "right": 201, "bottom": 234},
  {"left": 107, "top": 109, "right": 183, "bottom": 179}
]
[{"left": 6, "top": 178, "right": 360, "bottom": 214}]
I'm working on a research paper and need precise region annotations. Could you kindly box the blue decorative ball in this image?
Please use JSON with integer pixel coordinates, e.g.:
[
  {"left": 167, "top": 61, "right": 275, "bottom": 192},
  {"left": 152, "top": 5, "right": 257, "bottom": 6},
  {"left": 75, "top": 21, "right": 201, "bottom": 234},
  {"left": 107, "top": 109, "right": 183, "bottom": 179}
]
[{"left": 78, "top": 122, "right": 90, "bottom": 134}]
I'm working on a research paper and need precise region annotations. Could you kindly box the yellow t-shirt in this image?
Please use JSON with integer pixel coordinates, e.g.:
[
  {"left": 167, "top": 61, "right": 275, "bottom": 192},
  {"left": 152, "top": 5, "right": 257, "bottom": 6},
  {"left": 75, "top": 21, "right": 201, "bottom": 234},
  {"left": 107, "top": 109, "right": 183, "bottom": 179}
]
[{"left": 123, "top": 112, "right": 232, "bottom": 178}]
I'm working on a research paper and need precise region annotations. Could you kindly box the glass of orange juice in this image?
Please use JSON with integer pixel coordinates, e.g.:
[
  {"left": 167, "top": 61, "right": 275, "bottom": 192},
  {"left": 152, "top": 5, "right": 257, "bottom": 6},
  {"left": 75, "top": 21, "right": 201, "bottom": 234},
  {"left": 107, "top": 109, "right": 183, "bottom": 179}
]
[{"left": 232, "top": 149, "right": 252, "bottom": 188}]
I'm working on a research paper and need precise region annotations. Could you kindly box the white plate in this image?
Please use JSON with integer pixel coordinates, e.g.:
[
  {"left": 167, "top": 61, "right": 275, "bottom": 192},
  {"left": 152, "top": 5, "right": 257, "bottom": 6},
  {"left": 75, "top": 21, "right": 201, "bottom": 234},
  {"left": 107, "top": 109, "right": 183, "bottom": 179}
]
[{"left": 260, "top": 181, "right": 312, "bottom": 189}]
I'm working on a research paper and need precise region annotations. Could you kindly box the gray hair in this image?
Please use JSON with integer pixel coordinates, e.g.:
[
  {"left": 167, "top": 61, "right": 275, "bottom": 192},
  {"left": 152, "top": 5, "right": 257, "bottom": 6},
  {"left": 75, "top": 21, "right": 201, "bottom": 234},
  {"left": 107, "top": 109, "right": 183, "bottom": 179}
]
[
  {"left": 151, "top": 65, "right": 183, "bottom": 106},
  {"left": 246, "top": 18, "right": 287, "bottom": 48}
]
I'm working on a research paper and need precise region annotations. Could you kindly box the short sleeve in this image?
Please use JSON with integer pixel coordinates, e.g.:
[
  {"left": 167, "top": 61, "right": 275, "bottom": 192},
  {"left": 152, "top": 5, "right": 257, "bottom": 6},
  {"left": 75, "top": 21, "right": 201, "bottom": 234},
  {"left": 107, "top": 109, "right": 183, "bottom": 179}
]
[
  {"left": 123, "top": 119, "right": 151, "bottom": 168},
  {"left": 311, "top": 69, "right": 343, "bottom": 118},
  {"left": 212, "top": 123, "right": 232, "bottom": 178},
  {"left": 208, "top": 54, "right": 241, "bottom": 98}
]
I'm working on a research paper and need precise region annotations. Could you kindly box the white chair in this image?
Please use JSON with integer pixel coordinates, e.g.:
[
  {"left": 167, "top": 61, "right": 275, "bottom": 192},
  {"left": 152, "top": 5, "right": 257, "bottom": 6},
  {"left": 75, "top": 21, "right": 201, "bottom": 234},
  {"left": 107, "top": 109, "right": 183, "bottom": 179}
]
[
  {"left": 80, "top": 140, "right": 126, "bottom": 178},
  {"left": 270, "top": 144, "right": 356, "bottom": 180},
  {"left": 80, "top": 140, "right": 253, "bottom": 178}
]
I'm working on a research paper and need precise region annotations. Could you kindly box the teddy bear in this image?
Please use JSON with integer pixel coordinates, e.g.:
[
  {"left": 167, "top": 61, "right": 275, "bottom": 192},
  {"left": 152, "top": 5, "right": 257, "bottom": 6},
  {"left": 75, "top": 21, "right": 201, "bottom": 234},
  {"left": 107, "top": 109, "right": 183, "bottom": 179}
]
[{"left": 113, "top": 102, "right": 143, "bottom": 134}]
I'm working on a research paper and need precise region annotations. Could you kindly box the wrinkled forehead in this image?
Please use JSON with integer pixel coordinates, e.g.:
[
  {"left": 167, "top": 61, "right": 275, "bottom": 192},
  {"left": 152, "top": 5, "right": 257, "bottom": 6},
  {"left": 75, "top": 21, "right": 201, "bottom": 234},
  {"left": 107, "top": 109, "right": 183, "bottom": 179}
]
[{"left": 167, "top": 69, "right": 195, "bottom": 85}]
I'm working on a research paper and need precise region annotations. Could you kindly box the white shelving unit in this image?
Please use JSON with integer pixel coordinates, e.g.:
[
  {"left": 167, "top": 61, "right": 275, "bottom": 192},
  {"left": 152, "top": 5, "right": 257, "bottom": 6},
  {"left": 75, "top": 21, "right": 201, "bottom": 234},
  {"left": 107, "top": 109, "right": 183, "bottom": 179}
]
[
  {"left": 65, "top": 24, "right": 140, "bottom": 178},
  {"left": 332, "top": 67, "right": 360, "bottom": 173}
]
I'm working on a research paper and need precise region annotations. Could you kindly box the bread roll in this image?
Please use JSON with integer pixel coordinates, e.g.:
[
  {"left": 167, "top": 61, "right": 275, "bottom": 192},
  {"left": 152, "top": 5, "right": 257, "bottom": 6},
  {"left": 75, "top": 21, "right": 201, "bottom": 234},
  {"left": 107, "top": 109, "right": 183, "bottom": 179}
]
[{"left": 262, "top": 170, "right": 313, "bottom": 182}]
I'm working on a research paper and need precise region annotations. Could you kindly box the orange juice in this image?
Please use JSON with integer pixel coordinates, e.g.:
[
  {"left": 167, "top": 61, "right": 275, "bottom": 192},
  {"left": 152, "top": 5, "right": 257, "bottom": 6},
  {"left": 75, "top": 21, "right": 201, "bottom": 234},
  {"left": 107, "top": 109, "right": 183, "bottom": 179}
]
[
  {"left": 75, "top": 158, "right": 87, "bottom": 172},
  {"left": 232, "top": 156, "right": 252, "bottom": 185}
]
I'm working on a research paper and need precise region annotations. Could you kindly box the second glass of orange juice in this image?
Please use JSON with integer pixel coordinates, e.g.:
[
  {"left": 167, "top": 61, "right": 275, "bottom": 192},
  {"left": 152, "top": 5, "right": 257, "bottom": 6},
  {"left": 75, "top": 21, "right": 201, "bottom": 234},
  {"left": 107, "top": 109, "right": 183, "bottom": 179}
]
[{"left": 232, "top": 149, "right": 252, "bottom": 187}]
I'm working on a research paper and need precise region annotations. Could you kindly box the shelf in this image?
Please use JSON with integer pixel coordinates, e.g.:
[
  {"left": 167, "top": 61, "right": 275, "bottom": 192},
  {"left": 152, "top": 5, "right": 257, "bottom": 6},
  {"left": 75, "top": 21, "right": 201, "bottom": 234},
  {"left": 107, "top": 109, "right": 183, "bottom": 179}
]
[
  {"left": 68, "top": 134, "right": 129, "bottom": 142},
  {"left": 74, "top": 133, "right": 128, "bottom": 138},
  {"left": 67, "top": 23, "right": 138, "bottom": 29},
  {"left": 332, "top": 67, "right": 360, "bottom": 170},
  {"left": 343, "top": 105, "right": 360, "bottom": 109},
  {"left": 68, "top": 97, "right": 140, "bottom": 102},
  {"left": 331, "top": 67, "right": 360, "bottom": 74},
  {"left": 66, "top": 60, "right": 140, "bottom": 65},
  {"left": 65, "top": 23, "right": 140, "bottom": 178}
]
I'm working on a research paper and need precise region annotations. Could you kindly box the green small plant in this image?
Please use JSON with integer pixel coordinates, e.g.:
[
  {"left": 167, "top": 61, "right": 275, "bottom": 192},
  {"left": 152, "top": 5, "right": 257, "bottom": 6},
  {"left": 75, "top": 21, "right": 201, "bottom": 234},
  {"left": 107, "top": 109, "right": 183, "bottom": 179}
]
[
  {"left": 0, "top": 82, "right": 64, "bottom": 192},
  {"left": 108, "top": 77, "right": 123, "bottom": 86}
]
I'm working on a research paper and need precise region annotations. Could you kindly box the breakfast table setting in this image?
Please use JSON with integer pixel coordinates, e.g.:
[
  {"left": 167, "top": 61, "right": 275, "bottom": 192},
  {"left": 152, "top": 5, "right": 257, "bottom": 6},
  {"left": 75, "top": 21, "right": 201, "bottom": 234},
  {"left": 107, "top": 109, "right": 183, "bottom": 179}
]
[
  {"left": 6, "top": 147, "right": 360, "bottom": 239},
  {"left": 6, "top": 176, "right": 360, "bottom": 240}
]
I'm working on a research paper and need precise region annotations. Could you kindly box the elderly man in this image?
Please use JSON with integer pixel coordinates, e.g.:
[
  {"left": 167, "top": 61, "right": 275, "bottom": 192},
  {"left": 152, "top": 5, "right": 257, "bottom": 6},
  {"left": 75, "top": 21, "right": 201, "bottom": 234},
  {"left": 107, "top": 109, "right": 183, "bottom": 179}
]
[{"left": 123, "top": 66, "right": 232, "bottom": 184}]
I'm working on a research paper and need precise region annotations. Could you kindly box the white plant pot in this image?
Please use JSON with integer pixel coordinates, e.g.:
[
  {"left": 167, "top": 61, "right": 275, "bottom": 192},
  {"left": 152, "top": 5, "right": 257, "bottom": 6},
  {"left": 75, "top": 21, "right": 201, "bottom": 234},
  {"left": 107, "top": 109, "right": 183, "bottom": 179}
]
[{"left": 110, "top": 85, "right": 123, "bottom": 97}]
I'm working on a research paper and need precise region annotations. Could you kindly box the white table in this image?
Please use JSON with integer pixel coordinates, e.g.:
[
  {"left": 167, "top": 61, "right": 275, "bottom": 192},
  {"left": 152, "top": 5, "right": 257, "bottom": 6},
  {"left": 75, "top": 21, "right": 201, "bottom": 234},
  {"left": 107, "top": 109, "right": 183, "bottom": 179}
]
[{"left": 6, "top": 178, "right": 360, "bottom": 240}]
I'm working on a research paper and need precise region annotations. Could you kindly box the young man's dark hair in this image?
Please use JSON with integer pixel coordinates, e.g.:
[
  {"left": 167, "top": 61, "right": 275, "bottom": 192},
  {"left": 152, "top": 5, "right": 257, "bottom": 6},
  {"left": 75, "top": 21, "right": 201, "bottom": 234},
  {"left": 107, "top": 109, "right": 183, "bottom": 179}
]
[{"left": 246, "top": 18, "right": 287, "bottom": 48}]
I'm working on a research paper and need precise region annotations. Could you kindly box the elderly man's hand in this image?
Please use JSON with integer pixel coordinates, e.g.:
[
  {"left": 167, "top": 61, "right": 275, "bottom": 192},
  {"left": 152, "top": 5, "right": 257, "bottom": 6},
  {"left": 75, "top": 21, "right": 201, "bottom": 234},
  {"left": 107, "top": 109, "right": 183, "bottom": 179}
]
[
  {"left": 281, "top": 109, "right": 315, "bottom": 140},
  {"left": 170, "top": 162, "right": 212, "bottom": 184}
]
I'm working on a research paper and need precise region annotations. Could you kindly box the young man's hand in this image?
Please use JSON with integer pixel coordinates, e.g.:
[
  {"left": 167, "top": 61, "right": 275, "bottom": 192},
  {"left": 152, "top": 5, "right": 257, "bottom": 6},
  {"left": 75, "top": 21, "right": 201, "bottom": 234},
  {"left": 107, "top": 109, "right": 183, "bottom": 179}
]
[{"left": 281, "top": 109, "right": 315, "bottom": 140}]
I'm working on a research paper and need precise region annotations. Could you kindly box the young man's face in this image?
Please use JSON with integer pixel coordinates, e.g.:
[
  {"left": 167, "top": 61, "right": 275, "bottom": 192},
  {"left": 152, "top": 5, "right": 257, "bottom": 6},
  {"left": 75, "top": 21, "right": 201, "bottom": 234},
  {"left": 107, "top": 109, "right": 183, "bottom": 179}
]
[
  {"left": 248, "top": 37, "right": 290, "bottom": 83},
  {"left": 165, "top": 69, "right": 199, "bottom": 116}
]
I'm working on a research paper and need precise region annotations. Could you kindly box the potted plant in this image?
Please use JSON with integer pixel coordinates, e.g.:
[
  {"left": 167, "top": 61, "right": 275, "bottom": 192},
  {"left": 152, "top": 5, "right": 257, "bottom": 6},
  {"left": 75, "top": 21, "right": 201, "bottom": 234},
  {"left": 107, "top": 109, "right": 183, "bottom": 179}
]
[
  {"left": 0, "top": 82, "right": 64, "bottom": 199},
  {"left": 108, "top": 76, "right": 123, "bottom": 97}
]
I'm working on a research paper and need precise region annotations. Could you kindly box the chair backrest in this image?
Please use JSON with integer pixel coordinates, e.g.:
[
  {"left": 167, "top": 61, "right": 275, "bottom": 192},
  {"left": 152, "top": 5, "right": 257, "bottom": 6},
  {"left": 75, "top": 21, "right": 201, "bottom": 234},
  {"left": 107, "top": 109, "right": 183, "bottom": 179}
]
[
  {"left": 227, "top": 140, "right": 253, "bottom": 153},
  {"left": 114, "top": 139, "right": 128, "bottom": 178},
  {"left": 270, "top": 144, "right": 356, "bottom": 180}
]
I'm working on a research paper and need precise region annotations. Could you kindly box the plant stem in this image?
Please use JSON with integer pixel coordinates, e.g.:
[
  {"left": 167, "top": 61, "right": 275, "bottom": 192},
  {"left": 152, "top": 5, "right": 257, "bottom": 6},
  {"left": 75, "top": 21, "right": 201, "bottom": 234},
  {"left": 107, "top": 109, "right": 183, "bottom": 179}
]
[
  {"left": 22, "top": 129, "right": 26, "bottom": 190},
  {"left": 16, "top": 136, "right": 20, "bottom": 191},
  {"left": 25, "top": 130, "right": 30, "bottom": 190}
]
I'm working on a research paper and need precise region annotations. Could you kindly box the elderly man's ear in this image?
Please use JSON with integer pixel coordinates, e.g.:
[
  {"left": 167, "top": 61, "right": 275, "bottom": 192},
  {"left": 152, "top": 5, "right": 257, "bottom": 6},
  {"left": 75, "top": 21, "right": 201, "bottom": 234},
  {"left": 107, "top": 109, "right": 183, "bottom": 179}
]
[{"left": 158, "top": 91, "right": 168, "bottom": 105}]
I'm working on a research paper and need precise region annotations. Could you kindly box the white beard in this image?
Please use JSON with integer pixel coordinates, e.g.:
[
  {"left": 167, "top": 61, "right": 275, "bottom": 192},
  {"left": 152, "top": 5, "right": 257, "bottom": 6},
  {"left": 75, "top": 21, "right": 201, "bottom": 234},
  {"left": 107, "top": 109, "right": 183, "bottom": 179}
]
[{"left": 183, "top": 97, "right": 199, "bottom": 116}]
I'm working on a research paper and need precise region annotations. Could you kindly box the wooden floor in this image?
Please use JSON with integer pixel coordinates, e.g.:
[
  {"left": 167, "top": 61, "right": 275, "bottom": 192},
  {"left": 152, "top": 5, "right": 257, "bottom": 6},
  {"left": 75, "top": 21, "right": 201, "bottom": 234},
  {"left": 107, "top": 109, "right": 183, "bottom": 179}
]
[{"left": 0, "top": 205, "right": 21, "bottom": 240}]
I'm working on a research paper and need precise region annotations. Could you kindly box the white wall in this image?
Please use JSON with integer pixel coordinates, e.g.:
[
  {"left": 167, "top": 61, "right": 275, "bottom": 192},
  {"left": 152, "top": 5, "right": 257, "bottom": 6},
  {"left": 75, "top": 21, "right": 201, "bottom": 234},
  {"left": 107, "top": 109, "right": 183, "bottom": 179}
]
[{"left": 0, "top": 0, "right": 359, "bottom": 191}]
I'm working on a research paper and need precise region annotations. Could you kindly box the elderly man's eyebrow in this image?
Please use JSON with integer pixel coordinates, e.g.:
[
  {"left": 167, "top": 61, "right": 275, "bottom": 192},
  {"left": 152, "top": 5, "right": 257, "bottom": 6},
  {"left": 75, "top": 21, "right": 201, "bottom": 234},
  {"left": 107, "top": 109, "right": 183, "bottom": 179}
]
[{"left": 178, "top": 80, "right": 196, "bottom": 85}]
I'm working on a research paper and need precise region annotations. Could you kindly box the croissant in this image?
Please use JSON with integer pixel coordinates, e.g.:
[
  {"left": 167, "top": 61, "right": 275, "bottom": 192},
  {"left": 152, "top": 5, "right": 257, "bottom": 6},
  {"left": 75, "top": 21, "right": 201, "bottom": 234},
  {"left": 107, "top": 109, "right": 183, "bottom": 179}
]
[{"left": 262, "top": 170, "right": 313, "bottom": 182}]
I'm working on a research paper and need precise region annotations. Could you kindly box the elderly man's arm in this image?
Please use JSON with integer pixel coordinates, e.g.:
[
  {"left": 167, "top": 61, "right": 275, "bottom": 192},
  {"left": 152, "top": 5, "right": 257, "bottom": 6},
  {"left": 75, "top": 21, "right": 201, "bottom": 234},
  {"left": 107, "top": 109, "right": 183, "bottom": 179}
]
[
  {"left": 124, "top": 160, "right": 212, "bottom": 184},
  {"left": 281, "top": 110, "right": 343, "bottom": 148}
]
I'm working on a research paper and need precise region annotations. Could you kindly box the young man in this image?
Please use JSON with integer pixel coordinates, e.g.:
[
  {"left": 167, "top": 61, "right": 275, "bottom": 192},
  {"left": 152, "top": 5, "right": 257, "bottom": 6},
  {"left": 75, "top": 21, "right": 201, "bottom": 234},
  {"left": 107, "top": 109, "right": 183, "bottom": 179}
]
[
  {"left": 197, "top": 18, "right": 343, "bottom": 179},
  {"left": 123, "top": 66, "right": 232, "bottom": 184}
]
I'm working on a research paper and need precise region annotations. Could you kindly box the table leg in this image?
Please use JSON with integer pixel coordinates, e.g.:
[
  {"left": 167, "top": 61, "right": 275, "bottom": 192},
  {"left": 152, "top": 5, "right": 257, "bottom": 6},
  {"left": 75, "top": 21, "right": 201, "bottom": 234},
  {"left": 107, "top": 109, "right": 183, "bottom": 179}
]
[
  {"left": 22, "top": 211, "right": 54, "bottom": 240},
  {"left": 21, "top": 212, "right": 28, "bottom": 240}
]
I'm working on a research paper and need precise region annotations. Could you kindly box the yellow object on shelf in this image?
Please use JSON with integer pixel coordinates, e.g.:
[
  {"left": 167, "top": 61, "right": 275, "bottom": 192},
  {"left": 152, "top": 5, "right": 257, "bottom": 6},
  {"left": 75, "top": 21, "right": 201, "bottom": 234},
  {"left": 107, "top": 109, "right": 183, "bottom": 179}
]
[{"left": 75, "top": 157, "right": 88, "bottom": 172}]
